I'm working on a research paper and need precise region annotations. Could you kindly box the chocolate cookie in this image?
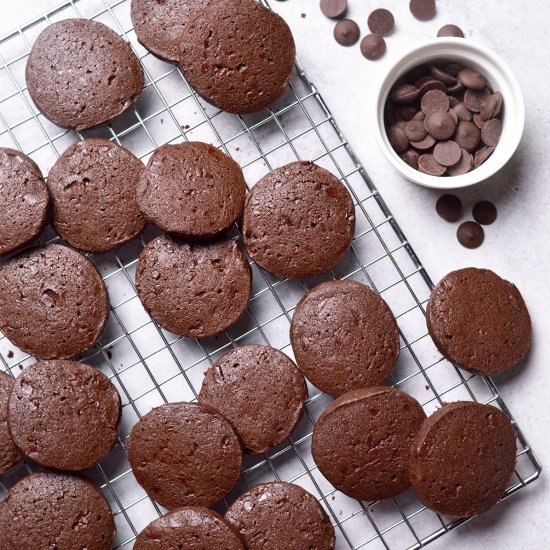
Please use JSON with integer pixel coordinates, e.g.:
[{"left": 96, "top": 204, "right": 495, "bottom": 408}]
[
  {"left": 127, "top": 402, "right": 242, "bottom": 509},
  {"left": 26, "top": 19, "right": 144, "bottom": 131},
  {"left": 290, "top": 280, "right": 399, "bottom": 396},
  {"left": 225, "top": 482, "right": 335, "bottom": 550},
  {"left": 131, "top": 0, "right": 220, "bottom": 62},
  {"left": 0, "top": 148, "right": 49, "bottom": 256},
  {"left": 136, "top": 235, "right": 251, "bottom": 338},
  {"left": 0, "top": 371, "right": 21, "bottom": 474},
  {"left": 47, "top": 139, "right": 145, "bottom": 253},
  {"left": 0, "top": 244, "right": 109, "bottom": 359},
  {"left": 312, "top": 387, "right": 426, "bottom": 501},
  {"left": 410, "top": 401, "right": 517, "bottom": 517},
  {"left": 136, "top": 142, "right": 246, "bottom": 240},
  {"left": 199, "top": 345, "right": 307, "bottom": 454},
  {"left": 427, "top": 268, "right": 531, "bottom": 374},
  {"left": 134, "top": 507, "right": 244, "bottom": 550},
  {"left": 242, "top": 162, "right": 355, "bottom": 279},
  {"left": 0, "top": 472, "right": 115, "bottom": 549},
  {"left": 179, "top": 0, "right": 295, "bottom": 113},
  {"left": 8, "top": 360, "right": 120, "bottom": 471}
]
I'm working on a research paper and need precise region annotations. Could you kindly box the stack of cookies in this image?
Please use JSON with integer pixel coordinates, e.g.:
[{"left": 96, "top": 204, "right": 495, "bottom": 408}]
[{"left": 0, "top": 0, "right": 533, "bottom": 548}]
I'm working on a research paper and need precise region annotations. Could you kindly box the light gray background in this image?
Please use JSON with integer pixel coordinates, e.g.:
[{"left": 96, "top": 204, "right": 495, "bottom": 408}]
[{"left": 1, "top": 0, "right": 549, "bottom": 548}]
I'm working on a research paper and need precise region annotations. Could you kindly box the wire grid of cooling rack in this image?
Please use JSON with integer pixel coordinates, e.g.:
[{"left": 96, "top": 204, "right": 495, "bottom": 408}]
[{"left": 0, "top": 0, "right": 541, "bottom": 548}]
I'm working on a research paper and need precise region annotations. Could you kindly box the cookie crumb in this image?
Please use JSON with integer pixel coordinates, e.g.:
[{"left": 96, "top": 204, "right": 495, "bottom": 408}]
[
  {"left": 7, "top": 350, "right": 14, "bottom": 359},
  {"left": 182, "top": 124, "right": 190, "bottom": 130},
  {"left": 301, "top": 13, "right": 307, "bottom": 18}
]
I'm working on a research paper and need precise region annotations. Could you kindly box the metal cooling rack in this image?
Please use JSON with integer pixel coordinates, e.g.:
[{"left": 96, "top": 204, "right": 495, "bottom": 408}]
[{"left": 0, "top": 0, "right": 541, "bottom": 548}]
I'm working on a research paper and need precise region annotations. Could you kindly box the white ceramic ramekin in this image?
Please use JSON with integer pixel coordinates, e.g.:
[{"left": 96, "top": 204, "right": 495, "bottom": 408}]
[{"left": 374, "top": 38, "right": 525, "bottom": 189}]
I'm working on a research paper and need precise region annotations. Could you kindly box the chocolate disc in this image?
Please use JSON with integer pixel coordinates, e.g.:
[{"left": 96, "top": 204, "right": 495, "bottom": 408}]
[
  {"left": 410, "top": 134, "right": 436, "bottom": 151},
  {"left": 452, "top": 102, "right": 473, "bottom": 122},
  {"left": 334, "top": 19, "right": 360, "bottom": 46},
  {"left": 464, "top": 88, "right": 490, "bottom": 113},
  {"left": 417, "top": 77, "right": 447, "bottom": 94},
  {"left": 481, "top": 118, "right": 502, "bottom": 147},
  {"left": 388, "top": 124, "right": 410, "bottom": 153},
  {"left": 418, "top": 154, "right": 446, "bottom": 176},
  {"left": 437, "top": 24, "right": 464, "bottom": 38},
  {"left": 433, "top": 141, "right": 461, "bottom": 166},
  {"left": 454, "top": 121, "right": 481, "bottom": 152},
  {"left": 391, "top": 83, "right": 420, "bottom": 104},
  {"left": 400, "top": 106, "right": 418, "bottom": 121},
  {"left": 457, "top": 221, "right": 484, "bottom": 248},
  {"left": 360, "top": 34, "right": 386, "bottom": 60},
  {"left": 473, "top": 200, "right": 497, "bottom": 225},
  {"left": 320, "top": 0, "right": 347, "bottom": 19},
  {"left": 474, "top": 146, "right": 496, "bottom": 167},
  {"left": 481, "top": 92, "right": 503, "bottom": 120},
  {"left": 367, "top": 8, "right": 394, "bottom": 35},
  {"left": 405, "top": 120, "right": 428, "bottom": 142},
  {"left": 458, "top": 69, "right": 486, "bottom": 90},
  {"left": 431, "top": 66, "right": 456, "bottom": 86},
  {"left": 424, "top": 111, "right": 456, "bottom": 140},
  {"left": 401, "top": 149, "right": 420, "bottom": 169},
  {"left": 436, "top": 194, "right": 462, "bottom": 222},
  {"left": 447, "top": 148, "right": 473, "bottom": 176},
  {"left": 409, "top": 0, "right": 436, "bottom": 21},
  {"left": 421, "top": 90, "right": 450, "bottom": 115}
]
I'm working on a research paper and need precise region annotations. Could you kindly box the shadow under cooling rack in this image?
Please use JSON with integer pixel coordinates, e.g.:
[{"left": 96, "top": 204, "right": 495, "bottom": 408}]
[{"left": 0, "top": 0, "right": 541, "bottom": 548}]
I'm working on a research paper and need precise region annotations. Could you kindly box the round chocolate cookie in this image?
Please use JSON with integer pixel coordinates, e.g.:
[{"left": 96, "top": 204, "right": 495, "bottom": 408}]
[
  {"left": 135, "top": 235, "right": 251, "bottom": 338},
  {"left": 410, "top": 401, "right": 517, "bottom": 517},
  {"left": 290, "top": 280, "right": 399, "bottom": 396},
  {"left": 199, "top": 345, "right": 307, "bottom": 454},
  {"left": 0, "top": 371, "right": 21, "bottom": 475},
  {"left": 131, "top": 0, "right": 220, "bottom": 62},
  {"left": 0, "top": 148, "right": 49, "bottom": 256},
  {"left": 312, "top": 387, "right": 426, "bottom": 501},
  {"left": 0, "top": 244, "right": 109, "bottom": 359},
  {"left": 134, "top": 507, "right": 244, "bottom": 550},
  {"left": 179, "top": 0, "right": 295, "bottom": 113},
  {"left": 0, "top": 472, "right": 115, "bottom": 549},
  {"left": 47, "top": 139, "right": 145, "bottom": 253},
  {"left": 8, "top": 360, "right": 121, "bottom": 471},
  {"left": 26, "top": 19, "right": 144, "bottom": 131},
  {"left": 127, "top": 402, "right": 242, "bottom": 509},
  {"left": 427, "top": 268, "right": 531, "bottom": 374},
  {"left": 225, "top": 482, "right": 335, "bottom": 550},
  {"left": 242, "top": 161, "right": 355, "bottom": 279},
  {"left": 136, "top": 142, "right": 246, "bottom": 240}
]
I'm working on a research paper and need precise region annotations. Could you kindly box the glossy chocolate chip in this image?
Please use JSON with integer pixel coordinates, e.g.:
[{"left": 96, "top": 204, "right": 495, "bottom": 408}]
[
  {"left": 405, "top": 120, "right": 428, "bottom": 142},
  {"left": 421, "top": 90, "right": 450, "bottom": 115},
  {"left": 388, "top": 124, "right": 409, "bottom": 153},
  {"left": 368, "top": 8, "right": 395, "bottom": 35},
  {"left": 454, "top": 121, "right": 481, "bottom": 151},
  {"left": 401, "top": 149, "right": 420, "bottom": 169},
  {"left": 433, "top": 141, "right": 461, "bottom": 167},
  {"left": 431, "top": 66, "right": 456, "bottom": 86},
  {"left": 481, "top": 118, "right": 502, "bottom": 147},
  {"left": 409, "top": 0, "right": 436, "bottom": 21},
  {"left": 425, "top": 111, "right": 456, "bottom": 140},
  {"left": 320, "top": 0, "right": 347, "bottom": 18},
  {"left": 474, "top": 146, "right": 496, "bottom": 167},
  {"left": 410, "top": 134, "right": 436, "bottom": 150},
  {"left": 447, "top": 148, "right": 473, "bottom": 176},
  {"left": 360, "top": 34, "right": 386, "bottom": 60},
  {"left": 481, "top": 92, "right": 503, "bottom": 120},
  {"left": 391, "top": 83, "right": 420, "bottom": 104},
  {"left": 436, "top": 194, "right": 462, "bottom": 221},
  {"left": 457, "top": 221, "right": 484, "bottom": 249},
  {"left": 464, "top": 88, "right": 490, "bottom": 112},
  {"left": 472, "top": 201, "right": 497, "bottom": 225},
  {"left": 334, "top": 19, "right": 360, "bottom": 46},
  {"left": 458, "top": 69, "right": 486, "bottom": 90},
  {"left": 437, "top": 24, "right": 464, "bottom": 38},
  {"left": 418, "top": 154, "right": 446, "bottom": 176}
]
